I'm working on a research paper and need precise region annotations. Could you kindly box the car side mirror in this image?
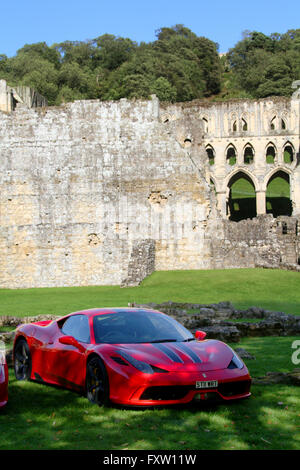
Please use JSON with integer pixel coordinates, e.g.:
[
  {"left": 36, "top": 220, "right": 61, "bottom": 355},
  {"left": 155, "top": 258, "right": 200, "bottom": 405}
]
[
  {"left": 59, "top": 335, "right": 85, "bottom": 352},
  {"left": 195, "top": 330, "right": 207, "bottom": 341}
]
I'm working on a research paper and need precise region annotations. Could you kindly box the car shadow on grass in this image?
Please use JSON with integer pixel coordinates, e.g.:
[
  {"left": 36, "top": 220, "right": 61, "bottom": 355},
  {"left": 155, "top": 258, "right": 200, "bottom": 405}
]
[{"left": 1, "top": 337, "right": 299, "bottom": 451}]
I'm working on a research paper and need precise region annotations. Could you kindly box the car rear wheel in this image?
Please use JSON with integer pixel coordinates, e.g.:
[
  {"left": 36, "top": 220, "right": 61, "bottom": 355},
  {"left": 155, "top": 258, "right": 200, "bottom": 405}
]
[
  {"left": 14, "top": 339, "right": 32, "bottom": 380},
  {"left": 86, "top": 356, "right": 109, "bottom": 407}
]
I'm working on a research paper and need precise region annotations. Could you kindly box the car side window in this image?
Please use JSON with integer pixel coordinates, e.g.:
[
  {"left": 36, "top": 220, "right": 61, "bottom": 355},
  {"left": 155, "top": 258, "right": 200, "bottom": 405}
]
[{"left": 61, "top": 315, "right": 90, "bottom": 343}]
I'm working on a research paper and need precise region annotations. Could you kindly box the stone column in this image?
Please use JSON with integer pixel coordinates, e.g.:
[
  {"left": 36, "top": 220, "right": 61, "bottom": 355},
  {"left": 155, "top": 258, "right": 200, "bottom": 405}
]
[
  {"left": 256, "top": 190, "right": 266, "bottom": 215},
  {"left": 216, "top": 191, "right": 227, "bottom": 218},
  {"left": 237, "top": 144, "right": 243, "bottom": 165}
]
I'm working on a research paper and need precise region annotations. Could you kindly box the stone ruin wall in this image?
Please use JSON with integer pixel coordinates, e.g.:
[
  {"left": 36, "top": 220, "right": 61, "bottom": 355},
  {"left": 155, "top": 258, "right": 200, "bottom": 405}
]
[
  {"left": 0, "top": 96, "right": 212, "bottom": 288},
  {"left": 1, "top": 93, "right": 300, "bottom": 289}
]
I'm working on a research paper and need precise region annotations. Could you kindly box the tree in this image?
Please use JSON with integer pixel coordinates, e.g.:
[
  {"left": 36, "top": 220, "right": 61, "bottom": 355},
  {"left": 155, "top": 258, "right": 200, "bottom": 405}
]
[
  {"left": 150, "top": 77, "right": 177, "bottom": 101},
  {"left": 228, "top": 29, "right": 300, "bottom": 98},
  {"left": 92, "top": 34, "right": 137, "bottom": 70}
]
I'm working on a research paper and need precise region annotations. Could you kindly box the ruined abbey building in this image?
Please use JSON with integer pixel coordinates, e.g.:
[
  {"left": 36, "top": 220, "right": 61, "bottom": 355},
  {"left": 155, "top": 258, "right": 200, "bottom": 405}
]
[{"left": 0, "top": 79, "right": 300, "bottom": 289}]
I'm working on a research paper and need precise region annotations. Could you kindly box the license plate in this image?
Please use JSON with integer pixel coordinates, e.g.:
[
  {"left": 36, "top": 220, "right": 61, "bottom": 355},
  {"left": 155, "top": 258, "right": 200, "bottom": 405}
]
[{"left": 196, "top": 380, "right": 218, "bottom": 389}]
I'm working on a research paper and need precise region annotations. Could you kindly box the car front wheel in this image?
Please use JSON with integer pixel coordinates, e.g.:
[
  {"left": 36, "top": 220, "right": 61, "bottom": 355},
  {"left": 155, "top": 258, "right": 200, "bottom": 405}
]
[
  {"left": 86, "top": 356, "right": 109, "bottom": 407},
  {"left": 14, "top": 338, "right": 32, "bottom": 381}
]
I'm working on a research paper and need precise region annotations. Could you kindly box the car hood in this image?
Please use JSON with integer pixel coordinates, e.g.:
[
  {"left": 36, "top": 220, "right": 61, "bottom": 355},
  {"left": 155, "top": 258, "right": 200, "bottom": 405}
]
[{"left": 108, "top": 339, "right": 235, "bottom": 372}]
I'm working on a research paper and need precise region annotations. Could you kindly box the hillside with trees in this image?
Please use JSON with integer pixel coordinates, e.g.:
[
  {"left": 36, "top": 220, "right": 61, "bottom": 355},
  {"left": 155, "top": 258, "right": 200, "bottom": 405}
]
[
  {"left": 0, "top": 26, "right": 299, "bottom": 105},
  {"left": 224, "top": 29, "right": 300, "bottom": 99}
]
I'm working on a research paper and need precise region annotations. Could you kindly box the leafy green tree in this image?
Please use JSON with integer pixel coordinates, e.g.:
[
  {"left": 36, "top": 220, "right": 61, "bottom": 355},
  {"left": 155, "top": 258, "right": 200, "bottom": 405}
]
[
  {"left": 228, "top": 29, "right": 300, "bottom": 98},
  {"left": 256, "top": 56, "right": 293, "bottom": 97},
  {"left": 17, "top": 42, "right": 61, "bottom": 68},
  {"left": 92, "top": 34, "right": 137, "bottom": 70},
  {"left": 150, "top": 77, "right": 177, "bottom": 101},
  {"left": 4, "top": 53, "right": 59, "bottom": 103},
  {"left": 53, "top": 40, "right": 94, "bottom": 68},
  {"left": 154, "top": 25, "right": 221, "bottom": 99}
]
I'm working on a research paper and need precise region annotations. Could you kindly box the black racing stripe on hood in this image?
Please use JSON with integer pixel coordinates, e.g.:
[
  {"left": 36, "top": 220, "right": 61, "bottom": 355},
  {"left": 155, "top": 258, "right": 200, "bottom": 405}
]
[
  {"left": 153, "top": 343, "right": 184, "bottom": 363},
  {"left": 174, "top": 343, "right": 202, "bottom": 363}
]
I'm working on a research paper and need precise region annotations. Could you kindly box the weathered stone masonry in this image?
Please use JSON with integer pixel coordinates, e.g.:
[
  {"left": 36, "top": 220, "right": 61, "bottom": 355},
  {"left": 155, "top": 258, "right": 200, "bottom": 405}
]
[
  {"left": 0, "top": 95, "right": 211, "bottom": 288},
  {"left": 1, "top": 82, "right": 300, "bottom": 289}
]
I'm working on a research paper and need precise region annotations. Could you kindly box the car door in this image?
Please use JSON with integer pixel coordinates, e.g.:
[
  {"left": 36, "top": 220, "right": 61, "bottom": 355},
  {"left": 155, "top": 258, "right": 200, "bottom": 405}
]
[{"left": 46, "top": 314, "right": 90, "bottom": 391}]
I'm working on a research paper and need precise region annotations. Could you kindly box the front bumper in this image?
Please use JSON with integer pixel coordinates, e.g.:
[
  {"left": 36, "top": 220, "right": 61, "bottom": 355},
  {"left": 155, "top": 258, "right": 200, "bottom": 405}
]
[{"left": 108, "top": 366, "right": 251, "bottom": 406}]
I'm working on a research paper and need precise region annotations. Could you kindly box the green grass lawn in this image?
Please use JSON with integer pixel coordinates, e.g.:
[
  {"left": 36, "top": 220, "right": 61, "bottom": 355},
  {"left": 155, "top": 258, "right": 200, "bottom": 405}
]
[
  {"left": 1, "top": 269, "right": 300, "bottom": 450},
  {"left": 1, "top": 335, "right": 299, "bottom": 450},
  {"left": 1, "top": 268, "right": 300, "bottom": 317}
]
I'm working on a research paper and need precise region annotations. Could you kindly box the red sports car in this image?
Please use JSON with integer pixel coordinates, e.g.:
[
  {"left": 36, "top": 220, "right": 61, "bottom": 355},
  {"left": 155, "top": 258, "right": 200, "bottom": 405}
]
[
  {"left": 13, "top": 308, "right": 251, "bottom": 406},
  {"left": 0, "top": 342, "right": 8, "bottom": 408}
]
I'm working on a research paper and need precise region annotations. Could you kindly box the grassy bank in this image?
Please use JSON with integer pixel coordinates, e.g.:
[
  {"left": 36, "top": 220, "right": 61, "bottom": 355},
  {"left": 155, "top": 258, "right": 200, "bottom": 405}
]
[{"left": 1, "top": 268, "right": 300, "bottom": 317}]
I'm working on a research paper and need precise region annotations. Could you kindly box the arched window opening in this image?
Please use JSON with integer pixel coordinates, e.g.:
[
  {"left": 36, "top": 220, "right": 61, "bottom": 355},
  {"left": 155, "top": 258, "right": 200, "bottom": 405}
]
[
  {"left": 242, "top": 118, "right": 248, "bottom": 131},
  {"left": 244, "top": 145, "right": 254, "bottom": 164},
  {"left": 226, "top": 146, "right": 236, "bottom": 166},
  {"left": 281, "top": 119, "right": 286, "bottom": 130},
  {"left": 183, "top": 138, "right": 192, "bottom": 148},
  {"left": 266, "top": 170, "right": 292, "bottom": 217},
  {"left": 202, "top": 117, "right": 208, "bottom": 133},
  {"left": 227, "top": 172, "right": 256, "bottom": 221},
  {"left": 232, "top": 121, "right": 237, "bottom": 132},
  {"left": 270, "top": 116, "right": 276, "bottom": 130},
  {"left": 206, "top": 146, "right": 215, "bottom": 166},
  {"left": 266, "top": 145, "right": 276, "bottom": 164},
  {"left": 283, "top": 144, "right": 294, "bottom": 164}
]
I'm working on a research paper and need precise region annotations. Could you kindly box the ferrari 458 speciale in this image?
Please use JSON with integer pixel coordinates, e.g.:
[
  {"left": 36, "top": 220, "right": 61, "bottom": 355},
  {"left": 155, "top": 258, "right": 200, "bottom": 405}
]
[
  {"left": 13, "top": 308, "right": 251, "bottom": 406},
  {"left": 0, "top": 342, "right": 8, "bottom": 408}
]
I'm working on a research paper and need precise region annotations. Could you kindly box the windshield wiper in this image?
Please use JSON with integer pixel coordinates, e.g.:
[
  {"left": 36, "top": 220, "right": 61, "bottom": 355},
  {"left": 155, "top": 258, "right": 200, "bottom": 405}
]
[{"left": 182, "top": 337, "right": 195, "bottom": 342}]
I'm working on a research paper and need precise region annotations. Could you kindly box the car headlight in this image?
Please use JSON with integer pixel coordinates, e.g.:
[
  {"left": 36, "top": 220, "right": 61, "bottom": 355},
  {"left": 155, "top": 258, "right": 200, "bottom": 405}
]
[
  {"left": 112, "top": 350, "right": 168, "bottom": 374},
  {"left": 114, "top": 350, "right": 154, "bottom": 373},
  {"left": 227, "top": 352, "right": 244, "bottom": 370}
]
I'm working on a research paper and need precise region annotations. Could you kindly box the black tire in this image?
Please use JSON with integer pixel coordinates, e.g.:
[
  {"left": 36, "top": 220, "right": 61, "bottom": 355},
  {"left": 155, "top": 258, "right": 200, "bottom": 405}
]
[
  {"left": 86, "top": 356, "right": 109, "bottom": 407},
  {"left": 14, "top": 338, "right": 32, "bottom": 381}
]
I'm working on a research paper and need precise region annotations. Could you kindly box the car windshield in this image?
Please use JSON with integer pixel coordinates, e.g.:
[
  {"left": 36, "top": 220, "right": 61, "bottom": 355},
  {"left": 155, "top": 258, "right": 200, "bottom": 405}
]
[{"left": 93, "top": 310, "right": 194, "bottom": 344}]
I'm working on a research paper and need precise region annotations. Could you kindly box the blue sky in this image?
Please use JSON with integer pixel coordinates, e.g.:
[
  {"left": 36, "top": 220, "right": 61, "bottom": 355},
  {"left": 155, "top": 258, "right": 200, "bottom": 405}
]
[{"left": 1, "top": 0, "right": 299, "bottom": 57}]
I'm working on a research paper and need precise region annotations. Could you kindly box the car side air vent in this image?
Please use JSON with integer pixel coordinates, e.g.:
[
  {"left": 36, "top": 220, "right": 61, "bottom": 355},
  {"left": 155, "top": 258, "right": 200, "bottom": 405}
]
[{"left": 111, "top": 356, "right": 129, "bottom": 366}]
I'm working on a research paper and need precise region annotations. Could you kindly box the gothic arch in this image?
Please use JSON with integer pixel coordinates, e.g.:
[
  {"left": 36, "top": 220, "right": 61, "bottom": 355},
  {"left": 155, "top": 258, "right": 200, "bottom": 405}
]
[
  {"left": 240, "top": 112, "right": 249, "bottom": 132},
  {"left": 226, "top": 170, "right": 257, "bottom": 221},
  {"left": 280, "top": 110, "right": 289, "bottom": 130},
  {"left": 280, "top": 117, "right": 286, "bottom": 130},
  {"left": 201, "top": 116, "right": 209, "bottom": 133},
  {"left": 243, "top": 143, "right": 255, "bottom": 164},
  {"left": 241, "top": 118, "right": 248, "bottom": 131},
  {"left": 229, "top": 112, "right": 238, "bottom": 133},
  {"left": 225, "top": 143, "right": 237, "bottom": 166},
  {"left": 264, "top": 169, "right": 292, "bottom": 217},
  {"left": 265, "top": 142, "right": 277, "bottom": 164},
  {"left": 283, "top": 141, "right": 295, "bottom": 164},
  {"left": 205, "top": 144, "right": 215, "bottom": 165},
  {"left": 270, "top": 115, "right": 277, "bottom": 130},
  {"left": 262, "top": 167, "right": 292, "bottom": 192},
  {"left": 224, "top": 168, "right": 259, "bottom": 193}
]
